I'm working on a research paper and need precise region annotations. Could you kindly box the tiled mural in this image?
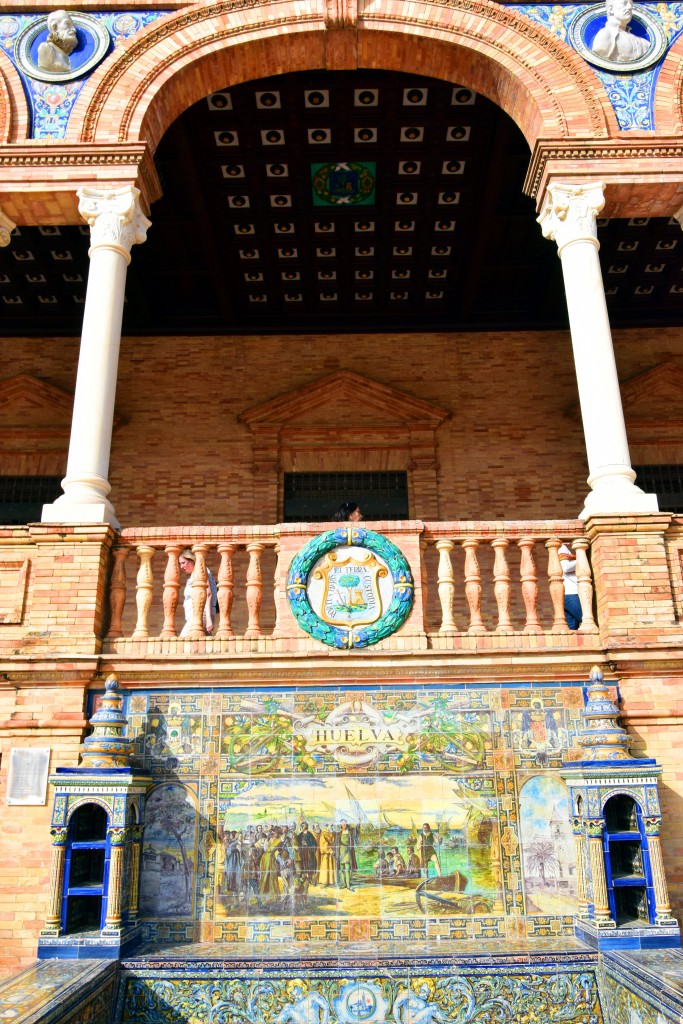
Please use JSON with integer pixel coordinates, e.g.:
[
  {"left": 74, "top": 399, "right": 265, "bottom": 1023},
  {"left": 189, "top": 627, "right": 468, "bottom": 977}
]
[
  {"left": 115, "top": 956, "right": 605, "bottom": 1024},
  {"left": 600, "top": 950, "right": 683, "bottom": 1024},
  {"left": 115, "top": 683, "right": 587, "bottom": 945}
]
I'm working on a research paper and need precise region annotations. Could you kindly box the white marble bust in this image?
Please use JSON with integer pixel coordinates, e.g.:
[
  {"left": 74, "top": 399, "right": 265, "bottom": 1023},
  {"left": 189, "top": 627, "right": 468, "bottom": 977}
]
[
  {"left": 591, "top": 0, "right": 650, "bottom": 62},
  {"left": 37, "top": 10, "right": 78, "bottom": 73}
]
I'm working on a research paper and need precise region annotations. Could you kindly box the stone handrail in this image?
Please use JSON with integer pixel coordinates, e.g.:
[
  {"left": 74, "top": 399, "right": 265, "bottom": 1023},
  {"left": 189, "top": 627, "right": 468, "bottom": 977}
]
[{"left": 104, "top": 520, "right": 598, "bottom": 652}]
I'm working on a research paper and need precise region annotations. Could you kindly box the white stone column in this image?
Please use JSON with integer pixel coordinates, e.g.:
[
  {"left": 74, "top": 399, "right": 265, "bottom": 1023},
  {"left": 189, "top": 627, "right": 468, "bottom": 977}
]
[
  {"left": 42, "top": 186, "right": 150, "bottom": 528},
  {"left": 0, "top": 208, "right": 16, "bottom": 247},
  {"left": 538, "top": 181, "right": 657, "bottom": 519}
]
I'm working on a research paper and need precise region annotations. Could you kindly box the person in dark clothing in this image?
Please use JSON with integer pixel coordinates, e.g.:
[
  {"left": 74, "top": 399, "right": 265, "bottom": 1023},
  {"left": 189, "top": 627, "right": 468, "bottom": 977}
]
[{"left": 333, "top": 502, "right": 364, "bottom": 522}]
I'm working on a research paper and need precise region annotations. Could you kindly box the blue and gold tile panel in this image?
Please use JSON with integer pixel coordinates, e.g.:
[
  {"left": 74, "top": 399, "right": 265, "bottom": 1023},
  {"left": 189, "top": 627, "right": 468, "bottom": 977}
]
[
  {"left": 511, "top": 3, "right": 683, "bottom": 129},
  {"left": 114, "top": 949, "right": 605, "bottom": 1024},
  {"left": 0, "top": 12, "right": 170, "bottom": 139},
  {"left": 105, "top": 683, "right": 591, "bottom": 948}
]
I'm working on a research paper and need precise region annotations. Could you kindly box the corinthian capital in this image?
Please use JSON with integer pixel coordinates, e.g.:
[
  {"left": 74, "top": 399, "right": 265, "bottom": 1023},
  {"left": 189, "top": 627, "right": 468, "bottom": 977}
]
[
  {"left": 537, "top": 181, "right": 605, "bottom": 255},
  {"left": 0, "top": 208, "right": 16, "bottom": 247},
  {"left": 78, "top": 185, "right": 151, "bottom": 258}
]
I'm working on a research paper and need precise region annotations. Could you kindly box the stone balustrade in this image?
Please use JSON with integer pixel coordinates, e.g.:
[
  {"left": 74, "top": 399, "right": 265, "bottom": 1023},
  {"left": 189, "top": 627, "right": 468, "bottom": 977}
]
[
  {"left": 422, "top": 522, "right": 598, "bottom": 644},
  {"left": 103, "top": 520, "right": 599, "bottom": 655}
]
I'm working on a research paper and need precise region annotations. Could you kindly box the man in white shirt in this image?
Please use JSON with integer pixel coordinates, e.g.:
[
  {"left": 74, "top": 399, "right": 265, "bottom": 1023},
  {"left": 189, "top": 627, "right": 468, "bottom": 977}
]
[
  {"left": 178, "top": 548, "right": 218, "bottom": 636},
  {"left": 559, "top": 543, "right": 582, "bottom": 630}
]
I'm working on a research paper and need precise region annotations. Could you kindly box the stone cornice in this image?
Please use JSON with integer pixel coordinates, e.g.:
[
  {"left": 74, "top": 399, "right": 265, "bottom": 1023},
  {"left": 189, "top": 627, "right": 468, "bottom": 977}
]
[
  {"left": 526, "top": 138, "right": 683, "bottom": 214},
  {"left": 0, "top": 142, "right": 152, "bottom": 168},
  {"left": 0, "top": 142, "right": 161, "bottom": 223}
]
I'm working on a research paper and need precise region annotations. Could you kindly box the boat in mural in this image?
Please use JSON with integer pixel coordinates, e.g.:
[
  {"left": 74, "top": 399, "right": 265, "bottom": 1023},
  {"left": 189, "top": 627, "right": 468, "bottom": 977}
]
[{"left": 415, "top": 872, "right": 494, "bottom": 915}]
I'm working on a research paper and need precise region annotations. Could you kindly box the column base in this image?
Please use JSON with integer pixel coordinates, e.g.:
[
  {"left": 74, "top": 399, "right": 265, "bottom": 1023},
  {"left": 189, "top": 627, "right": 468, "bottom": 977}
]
[
  {"left": 579, "top": 472, "right": 658, "bottom": 519},
  {"left": 42, "top": 500, "right": 120, "bottom": 529},
  {"left": 574, "top": 917, "right": 681, "bottom": 950},
  {"left": 37, "top": 922, "right": 144, "bottom": 959}
]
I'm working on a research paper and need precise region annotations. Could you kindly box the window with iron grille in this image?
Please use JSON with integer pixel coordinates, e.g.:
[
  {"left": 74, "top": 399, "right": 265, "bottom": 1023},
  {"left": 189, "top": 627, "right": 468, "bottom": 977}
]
[
  {"left": 283, "top": 471, "right": 409, "bottom": 522},
  {"left": 633, "top": 465, "right": 683, "bottom": 514},
  {"left": 0, "top": 476, "right": 63, "bottom": 525}
]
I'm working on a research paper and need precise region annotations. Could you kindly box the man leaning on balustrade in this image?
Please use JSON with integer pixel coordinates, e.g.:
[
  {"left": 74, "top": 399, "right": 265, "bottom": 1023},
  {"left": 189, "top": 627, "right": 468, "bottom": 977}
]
[{"left": 179, "top": 548, "right": 218, "bottom": 636}]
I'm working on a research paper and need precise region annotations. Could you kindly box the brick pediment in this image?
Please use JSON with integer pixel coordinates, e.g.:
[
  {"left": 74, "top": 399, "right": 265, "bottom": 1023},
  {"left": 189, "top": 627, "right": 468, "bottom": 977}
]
[
  {"left": 0, "top": 374, "right": 74, "bottom": 431},
  {"left": 0, "top": 374, "right": 122, "bottom": 435},
  {"left": 568, "top": 362, "right": 683, "bottom": 437},
  {"left": 240, "top": 370, "right": 450, "bottom": 433},
  {"left": 620, "top": 363, "right": 683, "bottom": 429}
]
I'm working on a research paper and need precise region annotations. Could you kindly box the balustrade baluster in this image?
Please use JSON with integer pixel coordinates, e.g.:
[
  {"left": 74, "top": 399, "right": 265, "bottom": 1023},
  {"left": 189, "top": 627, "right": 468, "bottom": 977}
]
[
  {"left": 131, "top": 545, "right": 155, "bottom": 640},
  {"left": 272, "top": 543, "right": 282, "bottom": 638},
  {"left": 462, "top": 538, "right": 486, "bottom": 634},
  {"left": 435, "top": 539, "right": 457, "bottom": 633},
  {"left": 215, "top": 543, "right": 236, "bottom": 640},
  {"left": 187, "top": 544, "right": 209, "bottom": 640},
  {"left": 573, "top": 538, "right": 598, "bottom": 633},
  {"left": 491, "top": 538, "right": 513, "bottom": 633},
  {"left": 545, "top": 538, "right": 570, "bottom": 632},
  {"left": 245, "top": 542, "right": 264, "bottom": 639},
  {"left": 420, "top": 539, "right": 429, "bottom": 633},
  {"left": 107, "top": 546, "right": 129, "bottom": 639},
  {"left": 518, "top": 537, "right": 542, "bottom": 633},
  {"left": 160, "top": 544, "right": 182, "bottom": 638}
]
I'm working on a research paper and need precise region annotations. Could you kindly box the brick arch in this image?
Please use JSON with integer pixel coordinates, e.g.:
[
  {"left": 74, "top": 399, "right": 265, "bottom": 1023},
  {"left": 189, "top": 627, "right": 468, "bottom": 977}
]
[
  {"left": 653, "top": 32, "right": 683, "bottom": 134},
  {"left": 69, "top": 0, "right": 615, "bottom": 152},
  {"left": 0, "top": 48, "right": 29, "bottom": 143}
]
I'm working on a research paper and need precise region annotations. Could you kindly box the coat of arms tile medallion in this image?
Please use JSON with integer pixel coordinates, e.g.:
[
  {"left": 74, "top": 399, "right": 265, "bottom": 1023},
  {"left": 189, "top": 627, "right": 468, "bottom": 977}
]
[
  {"left": 311, "top": 162, "right": 376, "bottom": 206},
  {"left": 287, "top": 528, "right": 414, "bottom": 647}
]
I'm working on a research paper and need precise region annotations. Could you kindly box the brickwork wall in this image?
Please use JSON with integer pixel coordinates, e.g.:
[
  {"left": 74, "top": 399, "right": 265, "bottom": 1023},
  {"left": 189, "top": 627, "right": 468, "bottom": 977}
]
[
  {"left": 1, "top": 327, "right": 682, "bottom": 526},
  {"left": 0, "top": 526, "right": 113, "bottom": 656},
  {"left": 621, "top": 678, "right": 683, "bottom": 928},
  {"left": 0, "top": 685, "right": 88, "bottom": 973}
]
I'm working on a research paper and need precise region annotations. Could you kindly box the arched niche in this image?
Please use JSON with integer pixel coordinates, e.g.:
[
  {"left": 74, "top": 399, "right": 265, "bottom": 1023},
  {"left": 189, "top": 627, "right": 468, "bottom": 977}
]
[{"left": 62, "top": 802, "right": 110, "bottom": 935}]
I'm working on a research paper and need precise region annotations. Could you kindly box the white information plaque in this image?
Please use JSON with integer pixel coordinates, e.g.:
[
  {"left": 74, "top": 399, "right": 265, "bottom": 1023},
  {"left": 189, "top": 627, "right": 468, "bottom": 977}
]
[{"left": 6, "top": 747, "right": 50, "bottom": 805}]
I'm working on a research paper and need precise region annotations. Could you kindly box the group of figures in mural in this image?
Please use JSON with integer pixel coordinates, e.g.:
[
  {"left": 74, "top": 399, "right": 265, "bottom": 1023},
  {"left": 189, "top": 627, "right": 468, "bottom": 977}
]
[
  {"left": 215, "top": 816, "right": 433, "bottom": 915},
  {"left": 131, "top": 688, "right": 581, "bottom": 930}
]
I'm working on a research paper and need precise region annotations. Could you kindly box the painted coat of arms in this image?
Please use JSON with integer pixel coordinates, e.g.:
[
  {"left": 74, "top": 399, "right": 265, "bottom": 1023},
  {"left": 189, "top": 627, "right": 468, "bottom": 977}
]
[
  {"left": 311, "top": 161, "right": 376, "bottom": 206},
  {"left": 287, "top": 528, "right": 414, "bottom": 647},
  {"left": 313, "top": 548, "right": 388, "bottom": 627}
]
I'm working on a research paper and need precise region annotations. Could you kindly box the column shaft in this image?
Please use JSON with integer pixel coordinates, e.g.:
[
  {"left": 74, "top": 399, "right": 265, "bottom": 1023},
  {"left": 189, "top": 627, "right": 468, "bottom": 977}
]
[
  {"left": 42, "top": 186, "right": 150, "bottom": 528},
  {"left": 588, "top": 835, "right": 613, "bottom": 924},
  {"left": 42, "top": 842, "right": 66, "bottom": 934},
  {"left": 104, "top": 842, "right": 125, "bottom": 930},
  {"left": 648, "top": 833, "right": 674, "bottom": 922},
  {"left": 538, "top": 181, "right": 656, "bottom": 518}
]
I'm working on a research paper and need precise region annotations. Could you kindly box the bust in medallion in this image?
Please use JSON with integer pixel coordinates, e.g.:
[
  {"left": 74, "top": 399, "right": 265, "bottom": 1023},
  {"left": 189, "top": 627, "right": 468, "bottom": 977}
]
[
  {"left": 37, "top": 10, "right": 78, "bottom": 72},
  {"left": 591, "top": 0, "right": 650, "bottom": 61}
]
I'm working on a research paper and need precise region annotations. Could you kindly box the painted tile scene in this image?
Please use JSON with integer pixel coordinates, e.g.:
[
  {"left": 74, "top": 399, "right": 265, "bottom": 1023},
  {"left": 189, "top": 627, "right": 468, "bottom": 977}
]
[{"left": 123, "top": 685, "right": 584, "bottom": 943}]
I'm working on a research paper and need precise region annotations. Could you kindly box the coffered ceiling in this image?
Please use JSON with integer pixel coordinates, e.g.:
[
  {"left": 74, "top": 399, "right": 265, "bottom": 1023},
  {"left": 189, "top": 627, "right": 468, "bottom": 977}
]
[{"left": 0, "top": 69, "right": 681, "bottom": 337}]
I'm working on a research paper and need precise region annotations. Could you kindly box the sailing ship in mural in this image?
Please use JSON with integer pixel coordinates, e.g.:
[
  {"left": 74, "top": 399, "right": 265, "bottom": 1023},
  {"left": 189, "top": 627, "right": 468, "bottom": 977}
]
[{"left": 216, "top": 775, "right": 499, "bottom": 919}]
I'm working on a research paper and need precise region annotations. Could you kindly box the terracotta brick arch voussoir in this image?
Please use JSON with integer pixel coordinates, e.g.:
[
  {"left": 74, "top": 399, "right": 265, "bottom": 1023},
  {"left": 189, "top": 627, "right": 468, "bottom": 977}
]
[
  {"left": 653, "top": 31, "right": 683, "bottom": 135},
  {"left": 71, "top": 0, "right": 614, "bottom": 152},
  {"left": 0, "top": 46, "right": 30, "bottom": 143}
]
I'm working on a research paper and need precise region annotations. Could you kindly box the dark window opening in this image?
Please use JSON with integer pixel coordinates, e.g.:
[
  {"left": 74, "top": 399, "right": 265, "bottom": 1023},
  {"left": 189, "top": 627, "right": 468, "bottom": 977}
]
[
  {"left": 283, "top": 471, "right": 409, "bottom": 522},
  {"left": 0, "top": 476, "right": 62, "bottom": 525},
  {"left": 633, "top": 465, "right": 683, "bottom": 514},
  {"left": 65, "top": 894, "right": 102, "bottom": 934},
  {"left": 71, "top": 804, "right": 107, "bottom": 842},
  {"left": 69, "top": 847, "right": 105, "bottom": 888}
]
